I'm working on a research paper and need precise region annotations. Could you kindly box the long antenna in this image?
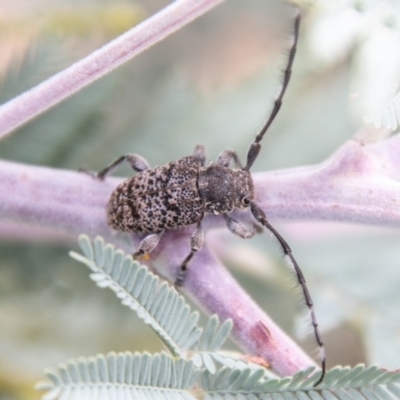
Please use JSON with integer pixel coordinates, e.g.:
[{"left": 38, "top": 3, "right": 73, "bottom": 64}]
[{"left": 244, "top": 9, "right": 300, "bottom": 171}]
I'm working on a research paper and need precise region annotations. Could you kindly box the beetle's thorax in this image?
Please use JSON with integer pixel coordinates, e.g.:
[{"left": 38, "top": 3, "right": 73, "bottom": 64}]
[{"left": 198, "top": 162, "right": 254, "bottom": 215}]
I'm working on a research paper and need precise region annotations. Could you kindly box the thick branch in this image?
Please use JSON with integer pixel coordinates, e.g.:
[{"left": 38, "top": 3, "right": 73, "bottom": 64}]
[
  {"left": 1, "top": 136, "right": 399, "bottom": 377},
  {"left": 253, "top": 137, "right": 400, "bottom": 227},
  {"left": 0, "top": 0, "right": 224, "bottom": 137}
]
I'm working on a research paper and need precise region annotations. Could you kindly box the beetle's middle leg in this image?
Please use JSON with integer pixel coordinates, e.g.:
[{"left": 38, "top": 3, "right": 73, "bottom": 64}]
[
  {"left": 92, "top": 154, "right": 151, "bottom": 180},
  {"left": 216, "top": 149, "right": 243, "bottom": 169},
  {"left": 175, "top": 222, "right": 204, "bottom": 286},
  {"left": 133, "top": 231, "right": 164, "bottom": 260}
]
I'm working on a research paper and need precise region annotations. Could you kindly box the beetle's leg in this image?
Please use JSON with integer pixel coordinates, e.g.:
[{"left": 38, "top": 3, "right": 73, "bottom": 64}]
[
  {"left": 175, "top": 222, "right": 204, "bottom": 286},
  {"left": 133, "top": 231, "right": 164, "bottom": 260},
  {"left": 223, "top": 215, "right": 258, "bottom": 239},
  {"left": 125, "top": 154, "right": 150, "bottom": 171},
  {"left": 97, "top": 154, "right": 150, "bottom": 179},
  {"left": 83, "top": 154, "right": 151, "bottom": 180},
  {"left": 216, "top": 149, "right": 243, "bottom": 169},
  {"left": 194, "top": 145, "right": 206, "bottom": 167},
  {"left": 249, "top": 200, "right": 326, "bottom": 386}
]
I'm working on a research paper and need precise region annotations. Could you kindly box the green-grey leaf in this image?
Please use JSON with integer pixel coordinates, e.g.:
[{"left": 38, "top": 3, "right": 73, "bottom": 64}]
[
  {"left": 199, "top": 315, "right": 219, "bottom": 351},
  {"left": 201, "top": 365, "right": 400, "bottom": 399},
  {"left": 38, "top": 352, "right": 197, "bottom": 399},
  {"left": 209, "top": 319, "right": 233, "bottom": 352},
  {"left": 78, "top": 235, "right": 93, "bottom": 261},
  {"left": 70, "top": 235, "right": 206, "bottom": 357}
]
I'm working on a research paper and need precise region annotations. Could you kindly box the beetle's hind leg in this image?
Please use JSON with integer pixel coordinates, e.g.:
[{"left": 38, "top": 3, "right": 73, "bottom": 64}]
[
  {"left": 175, "top": 222, "right": 204, "bottom": 286},
  {"left": 133, "top": 231, "right": 164, "bottom": 260},
  {"left": 97, "top": 154, "right": 150, "bottom": 179},
  {"left": 81, "top": 154, "right": 151, "bottom": 180}
]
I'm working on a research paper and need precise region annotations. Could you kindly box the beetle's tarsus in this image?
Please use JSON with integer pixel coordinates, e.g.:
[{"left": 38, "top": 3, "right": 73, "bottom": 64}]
[
  {"left": 133, "top": 251, "right": 150, "bottom": 261},
  {"left": 133, "top": 232, "right": 164, "bottom": 261},
  {"left": 217, "top": 149, "right": 243, "bottom": 169},
  {"left": 78, "top": 168, "right": 105, "bottom": 181},
  {"left": 175, "top": 222, "right": 203, "bottom": 286},
  {"left": 175, "top": 270, "right": 185, "bottom": 287}
]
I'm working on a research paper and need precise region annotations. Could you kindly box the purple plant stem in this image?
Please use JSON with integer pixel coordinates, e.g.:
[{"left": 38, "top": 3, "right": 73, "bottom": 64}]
[
  {"left": 0, "top": 0, "right": 224, "bottom": 137},
  {"left": 252, "top": 137, "right": 400, "bottom": 227}
]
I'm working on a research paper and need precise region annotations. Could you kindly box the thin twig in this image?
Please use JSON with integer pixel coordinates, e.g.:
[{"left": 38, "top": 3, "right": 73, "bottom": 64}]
[{"left": 0, "top": 0, "right": 224, "bottom": 137}]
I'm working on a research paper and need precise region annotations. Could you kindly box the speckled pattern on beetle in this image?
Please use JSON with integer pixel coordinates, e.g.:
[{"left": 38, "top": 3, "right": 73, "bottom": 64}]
[{"left": 108, "top": 155, "right": 253, "bottom": 233}]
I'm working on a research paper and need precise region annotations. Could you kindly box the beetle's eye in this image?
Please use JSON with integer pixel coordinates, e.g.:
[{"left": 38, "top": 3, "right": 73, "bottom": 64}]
[{"left": 242, "top": 197, "right": 250, "bottom": 206}]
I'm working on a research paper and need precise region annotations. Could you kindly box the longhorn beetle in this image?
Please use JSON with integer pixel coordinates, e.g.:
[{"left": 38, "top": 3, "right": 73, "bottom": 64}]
[{"left": 93, "top": 9, "right": 326, "bottom": 385}]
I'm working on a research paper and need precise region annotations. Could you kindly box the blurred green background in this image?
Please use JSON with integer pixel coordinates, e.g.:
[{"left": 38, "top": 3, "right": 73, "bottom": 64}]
[{"left": 1, "top": 0, "right": 399, "bottom": 398}]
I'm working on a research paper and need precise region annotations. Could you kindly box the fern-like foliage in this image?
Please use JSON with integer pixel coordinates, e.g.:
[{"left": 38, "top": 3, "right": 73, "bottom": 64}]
[
  {"left": 38, "top": 357, "right": 400, "bottom": 399},
  {"left": 36, "top": 351, "right": 198, "bottom": 400},
  {"left": 202, "top": 364, "right": 400, "bottom": 399},
  {"left": 190, "top": 314, "right": 235, "bottom": 373},
  {"left": 37, "top": 236, "right": 400, "bottom": 399},
  {"left": 69, "top": 235, "right": 232, "bottom": 359}
]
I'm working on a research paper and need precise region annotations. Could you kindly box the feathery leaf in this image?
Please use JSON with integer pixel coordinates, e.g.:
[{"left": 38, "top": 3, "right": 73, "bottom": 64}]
[
  {"left": 202, "top": 364, "right": 400, "bottom": 399},
  {"left": 37, "top": 351, "right": 198, "bottom": 400},
  {"left": 70, "top": 235, "right": 205, "bottom": 357}
]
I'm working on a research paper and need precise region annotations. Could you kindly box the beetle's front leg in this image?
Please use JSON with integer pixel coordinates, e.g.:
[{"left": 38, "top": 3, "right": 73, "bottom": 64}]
[
  {"left": 175, "top": 222, "right": 204, "bottom": 286},
  {"left": 133, "top": 231, "right": 164, "bottom": 260},
  {"left": 216, "top": 149, "right": 243, "bottom": 169},
  {"left": 193, "top": 145, "right": 206, "bottom": 167},
  {"left": 223, "top": 214, "right": 259, "bottom": 238}
]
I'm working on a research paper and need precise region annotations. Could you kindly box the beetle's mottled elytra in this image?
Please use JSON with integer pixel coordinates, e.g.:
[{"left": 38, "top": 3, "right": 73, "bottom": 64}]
[
  {"left": 107, "top": 156, "right": 204, "bottom": 233},
  {"left": 93, "top": 10, "right": 326, "bottom": 386}
]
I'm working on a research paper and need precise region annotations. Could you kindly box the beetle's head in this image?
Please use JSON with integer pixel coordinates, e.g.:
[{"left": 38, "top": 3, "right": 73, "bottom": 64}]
[{"left": 234, "top": 170, "right": 254, "bottom": 209}]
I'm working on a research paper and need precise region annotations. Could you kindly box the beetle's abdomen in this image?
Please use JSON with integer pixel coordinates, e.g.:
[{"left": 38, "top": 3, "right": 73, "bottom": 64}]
[{"left": 107, "top": 156, "right": 203, "bottom": 233}]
